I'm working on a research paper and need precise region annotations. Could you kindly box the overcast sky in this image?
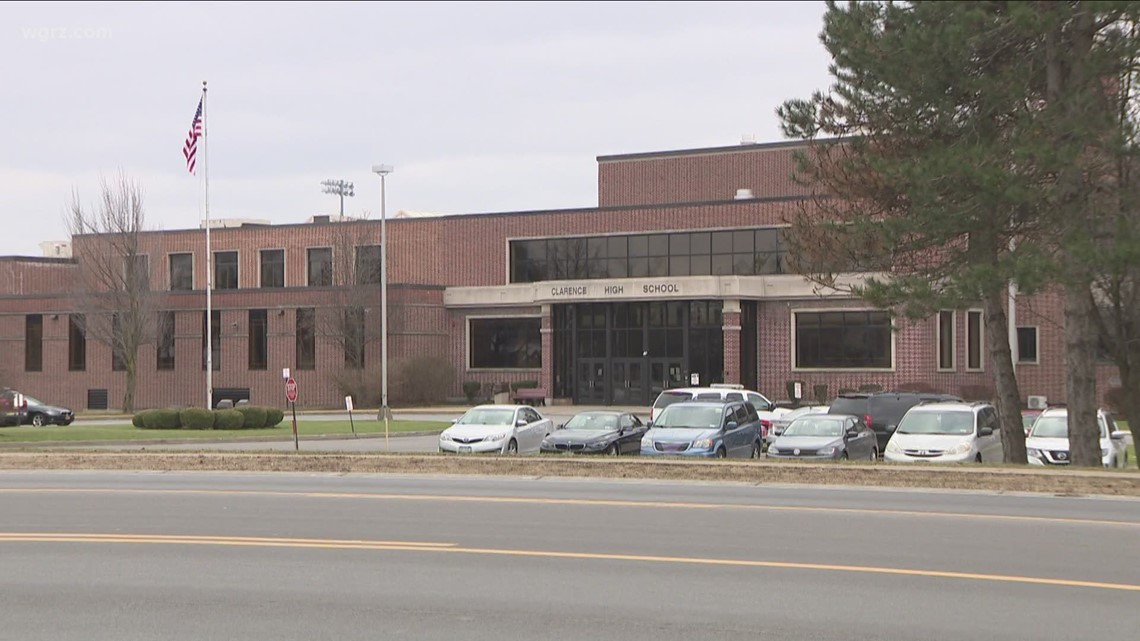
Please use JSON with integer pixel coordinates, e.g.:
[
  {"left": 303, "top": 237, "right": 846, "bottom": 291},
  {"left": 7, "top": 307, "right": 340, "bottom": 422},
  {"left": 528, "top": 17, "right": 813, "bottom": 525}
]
[{"left": 0, "top": 1, "right": 832, "bottom": 256}]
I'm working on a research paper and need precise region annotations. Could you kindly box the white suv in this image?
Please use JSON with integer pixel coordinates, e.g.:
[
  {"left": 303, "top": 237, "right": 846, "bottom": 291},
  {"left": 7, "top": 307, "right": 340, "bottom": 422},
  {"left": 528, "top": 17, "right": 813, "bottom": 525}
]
[
  {"left": 1025, "top": 407, "right": 1129, "bottom": 468},
  {"left": 884, "top": 402, "right": 1004, "bottom": 463},
  {"left": 650, "top": 384, "right": 784, "bottom": 439}
]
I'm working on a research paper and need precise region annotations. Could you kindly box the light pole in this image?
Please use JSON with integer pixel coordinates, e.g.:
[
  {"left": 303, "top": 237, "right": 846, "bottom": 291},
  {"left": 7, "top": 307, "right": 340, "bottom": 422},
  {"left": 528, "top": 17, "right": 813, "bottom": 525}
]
[
  {"left": 371, "top": 164, "right": 393, "bottom": 449},
  {"left": 321, "top": 179, "right": 355, "bottom": 217}
]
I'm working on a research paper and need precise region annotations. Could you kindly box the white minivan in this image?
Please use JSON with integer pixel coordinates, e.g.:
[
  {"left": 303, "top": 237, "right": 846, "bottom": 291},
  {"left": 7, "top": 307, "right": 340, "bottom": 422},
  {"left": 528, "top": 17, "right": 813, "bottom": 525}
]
[
  {"left": 884, "top": 402, "right": 1004, "bottom": 463},
  {"left": 650, "top": 384, "right": 784, "bottom": 439}
]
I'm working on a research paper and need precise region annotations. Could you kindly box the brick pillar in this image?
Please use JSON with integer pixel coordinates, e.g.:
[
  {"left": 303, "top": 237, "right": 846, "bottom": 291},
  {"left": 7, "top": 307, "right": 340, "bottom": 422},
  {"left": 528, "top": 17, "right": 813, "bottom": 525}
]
[
  {"left": 541, "top": 304, "right": 554, "bottom": 404},
  {"left": 722, "top": 299, "right": 741, "bottom": 385}
]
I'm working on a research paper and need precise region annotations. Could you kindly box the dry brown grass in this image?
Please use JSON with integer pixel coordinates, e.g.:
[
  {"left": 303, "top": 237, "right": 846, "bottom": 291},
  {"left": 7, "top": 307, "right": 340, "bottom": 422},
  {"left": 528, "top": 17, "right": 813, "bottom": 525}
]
[{"left": 1, "top": 452, "right": 1138, "bottom": 497}]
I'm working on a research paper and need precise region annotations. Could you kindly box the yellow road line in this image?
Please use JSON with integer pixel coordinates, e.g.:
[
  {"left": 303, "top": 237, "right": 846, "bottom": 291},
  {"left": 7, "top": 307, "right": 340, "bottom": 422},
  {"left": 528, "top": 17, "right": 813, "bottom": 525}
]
[
  {"left": 2, "top": 487, "right": 1137, "bottom": 528},
  {"left": 2, "top": 532, "right": 1137, "bottom": 593}
]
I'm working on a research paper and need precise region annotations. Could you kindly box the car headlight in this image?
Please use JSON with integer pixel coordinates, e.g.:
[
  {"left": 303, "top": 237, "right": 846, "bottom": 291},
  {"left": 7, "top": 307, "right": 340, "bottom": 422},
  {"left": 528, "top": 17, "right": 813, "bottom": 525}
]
[
  {"left": 641, "top": 437, "right": 652, "bottom": 447},
  {"left": 440, "top": 433, "right": 452, "bottom": 442},
  {"left": 767, "top": 446, "right": 780, "bottom": 455},
  {"left": 1101, "top": 448, "right": 1110, "bottom": 458},
  {"left": 541, "top": 439, "right": 551, "bottom": 448},
  {"left": 948, "top": 442, "right": 972, "bottom": 456},
  {"left": 886, "top": 441, "right": 903, "bottom": 454},
  {"left": 817, "top": 446, "right": 837, "bottom": 457},
  {"left": 586, "top": 440, "right": 610, "bottom": 450},
  {"left": 692, "top": 438, "right": 714, "bottom": 449},
  {"left": 1026, "top": 447, "right": 1041, "bottom": 458},
  {"left": 485, "top": 433, "right": 506, "bottom": 442}
]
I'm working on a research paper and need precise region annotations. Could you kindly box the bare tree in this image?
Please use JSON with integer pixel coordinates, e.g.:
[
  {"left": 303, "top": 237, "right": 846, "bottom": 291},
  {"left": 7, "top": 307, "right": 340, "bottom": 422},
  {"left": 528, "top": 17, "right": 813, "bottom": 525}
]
[{"left": 67, "top": 172, "right": 163, "bottom": 412}]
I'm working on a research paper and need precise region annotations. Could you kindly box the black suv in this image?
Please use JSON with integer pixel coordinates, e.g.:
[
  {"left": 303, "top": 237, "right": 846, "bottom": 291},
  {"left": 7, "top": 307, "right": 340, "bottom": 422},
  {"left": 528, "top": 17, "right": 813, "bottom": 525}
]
[{"left": 828, "top": 391, "right": 963, "bottom": 453}]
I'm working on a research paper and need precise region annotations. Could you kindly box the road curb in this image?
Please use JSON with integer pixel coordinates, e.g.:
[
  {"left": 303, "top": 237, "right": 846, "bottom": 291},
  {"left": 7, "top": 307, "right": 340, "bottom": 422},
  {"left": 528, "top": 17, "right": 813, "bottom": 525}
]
[{"left": 0, "top": 430, "right": 444, "bottom": 449}]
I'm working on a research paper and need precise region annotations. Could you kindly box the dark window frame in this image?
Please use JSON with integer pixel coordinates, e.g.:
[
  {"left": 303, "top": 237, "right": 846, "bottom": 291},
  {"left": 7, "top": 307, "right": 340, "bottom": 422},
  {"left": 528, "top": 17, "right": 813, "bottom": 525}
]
[
  {"left": 25, "top": 314, "right": 43, "bottom": 372},
  {"left": 354, "top": 245, "right": 382, "bottom": 286},
  {"left": 937, "top": 310, "right": 955, "bottom": 371},
  {"left": 307, "top": 247, "right": 333, "bottom": 287},
  {"left": 169, "top": 253, "right": 194, "bottom": 291},
  {"left": 296, "top": 308, "right": 316, "bottom": 370},
  {"left": 214, "top": 251, "right": 239, "bottom": 290},
  {"left": 794, "top": 310, "right": 893, "bottom": 370},
  {"left": 157, "top": 311, "right": 176, "bottom": 371},
  {"left": 248, "top": 309, "right": 268, "bottom": 370},
  {"left": 966, "top": 309, "right": 984, "bottom": 371},
  {"left": 68, "top": 314, "right": 86, "bottom": 371},
  {"left": 468, "top": 317, "right": 542, "bottom": 370},
  {"left": 1016, "top": 326, "right": 1038, "bottom": 364},
  {"left": 259, "top": 249, "right": 285, "bottom": 289}
]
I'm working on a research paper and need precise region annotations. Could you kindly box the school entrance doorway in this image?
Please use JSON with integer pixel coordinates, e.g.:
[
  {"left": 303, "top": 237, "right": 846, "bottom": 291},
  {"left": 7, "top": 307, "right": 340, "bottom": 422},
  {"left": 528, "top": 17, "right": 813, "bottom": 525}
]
[{"left": 552, "top": 301, "right": 724, "bottom": 405}]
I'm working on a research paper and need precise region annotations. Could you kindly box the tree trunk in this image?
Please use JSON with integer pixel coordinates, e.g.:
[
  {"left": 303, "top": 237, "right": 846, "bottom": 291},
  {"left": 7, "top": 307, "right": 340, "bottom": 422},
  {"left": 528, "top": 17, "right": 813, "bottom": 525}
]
[
  {"left": 123, "top": 353, "right": 137, "bottom": 414},
  {"left": 1117, "top": 361, "right": 1140, "bottom": 470},
  {"left": 1064, "top": 284, "right": 1101, "bottom": 467},
  {"left": 983, "top": 286, "right": 1026, "bottom": 463}
]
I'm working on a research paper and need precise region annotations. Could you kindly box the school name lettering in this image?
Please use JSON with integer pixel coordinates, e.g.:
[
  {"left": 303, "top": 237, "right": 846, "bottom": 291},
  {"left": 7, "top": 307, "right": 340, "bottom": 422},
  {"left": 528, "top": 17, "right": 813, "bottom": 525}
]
[
  {"left": 642, "top": 283, "right": 680, "bottom": 294},
  {"left": 548, "top": 282, "right": 680, "bottom": 298}
]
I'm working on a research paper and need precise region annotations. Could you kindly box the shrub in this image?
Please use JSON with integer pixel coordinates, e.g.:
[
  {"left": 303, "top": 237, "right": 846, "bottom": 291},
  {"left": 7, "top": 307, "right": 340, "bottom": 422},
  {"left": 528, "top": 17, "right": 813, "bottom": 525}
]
[
  {"left": 959, "top": 384, "right": 995, "bottom": 401},
  {"left": 463, "top": 381, "right": 482, "bottom": 403},
  {"left": 392, "top": 357, "right": 456, "bottom": 406},
  {"left": 332, "top": 368, "right": 381, "bottom": 409},
  {"left": 131, "top": 410, "right": 150, "bottom": 428},
  {"left": 510, "top": 380, "right": 538, "bottom": 392},
  {"left": 142, "top": 408, "right": 181, "bottom": 429},
  {"left": 895, "top": 381, "right": 939, "bottom": 394},
  {"left": 813, "top": 384, "right": 829, "bottom": 405},
  {"left": 212, "top": 409, "right": 245, "bottom": 430},
  {"left": 179, "top": 408, "right": 215, "bottom": 429},
  {"left": 1105, "top": 386, "right": 1125, "bottom": 413},
  {"left": 264, "top": 407, "right": 285, "bottom": 427},
  {"left": 235, "top": 406, "right": 268, "bottom": 429}
]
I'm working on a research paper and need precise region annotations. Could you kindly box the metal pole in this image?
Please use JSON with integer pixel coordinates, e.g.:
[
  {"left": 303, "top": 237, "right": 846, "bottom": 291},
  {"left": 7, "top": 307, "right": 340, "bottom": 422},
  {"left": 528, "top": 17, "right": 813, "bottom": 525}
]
[
  {"left": 203, "top": 80, "right": 212, "bottom": 410},
  {"left": 381, "top": 171, "right": 389, "bottom": 450}
]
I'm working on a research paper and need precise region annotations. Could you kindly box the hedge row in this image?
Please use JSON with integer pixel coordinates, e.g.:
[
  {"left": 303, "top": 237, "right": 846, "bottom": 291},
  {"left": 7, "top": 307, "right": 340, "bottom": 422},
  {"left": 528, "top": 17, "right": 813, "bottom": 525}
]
[{"left": 133, "top": 407, "right": 286, "bottom": 430}]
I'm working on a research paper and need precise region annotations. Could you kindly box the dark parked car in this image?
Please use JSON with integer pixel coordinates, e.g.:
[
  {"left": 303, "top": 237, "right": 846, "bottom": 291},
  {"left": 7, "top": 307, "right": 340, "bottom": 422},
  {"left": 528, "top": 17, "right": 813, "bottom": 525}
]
[
  {"left": 540, "top": 411, "right": 647, "bottom": 455},
  {"left": 828, "top": 391, "right": 962, "bottom": 454},
  {"left": 766, "top": 413, "right": 877, "bottom": 461},
  {"left": 19, "top": 394, "right": 74, "bottom": 426}
]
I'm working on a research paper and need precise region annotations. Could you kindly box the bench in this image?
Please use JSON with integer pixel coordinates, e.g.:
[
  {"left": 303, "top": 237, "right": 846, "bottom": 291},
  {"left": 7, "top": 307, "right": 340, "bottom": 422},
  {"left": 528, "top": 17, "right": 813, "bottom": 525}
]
[{"left": 513, "top": 388, "right": 548, "bottom": 407}]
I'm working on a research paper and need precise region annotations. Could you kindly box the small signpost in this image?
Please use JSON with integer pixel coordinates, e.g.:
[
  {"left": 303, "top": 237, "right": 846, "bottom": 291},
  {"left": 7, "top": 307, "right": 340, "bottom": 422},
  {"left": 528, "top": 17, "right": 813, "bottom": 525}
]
[
  {"left": 285, "top": 377, "right": 299, "bottom": 451},
  {"left": 345, "top": 395, "right": 357, "bottom": 438}
]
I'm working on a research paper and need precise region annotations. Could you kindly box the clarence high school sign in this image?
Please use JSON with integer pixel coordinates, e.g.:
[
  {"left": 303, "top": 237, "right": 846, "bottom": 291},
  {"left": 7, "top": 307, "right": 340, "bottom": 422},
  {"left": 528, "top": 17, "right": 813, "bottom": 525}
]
[{"left": 540, "top": 279, "right": 685, "bottom": 302}]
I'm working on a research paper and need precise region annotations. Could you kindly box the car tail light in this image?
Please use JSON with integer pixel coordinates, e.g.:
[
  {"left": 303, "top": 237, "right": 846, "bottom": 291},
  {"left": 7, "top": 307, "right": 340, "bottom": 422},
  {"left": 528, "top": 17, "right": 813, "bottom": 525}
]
[
  {"left": 865, "top": 414, "right": 873, "bottom": 429},
  {"left": 758, "top": 419, "right": 771, "bottom": 437}
]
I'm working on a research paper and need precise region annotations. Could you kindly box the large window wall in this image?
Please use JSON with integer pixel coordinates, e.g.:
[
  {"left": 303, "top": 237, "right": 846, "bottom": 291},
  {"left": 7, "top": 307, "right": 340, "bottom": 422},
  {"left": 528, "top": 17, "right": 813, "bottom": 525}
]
[{"left": 510, "top": 228, "right": 789, "bottom": 283}]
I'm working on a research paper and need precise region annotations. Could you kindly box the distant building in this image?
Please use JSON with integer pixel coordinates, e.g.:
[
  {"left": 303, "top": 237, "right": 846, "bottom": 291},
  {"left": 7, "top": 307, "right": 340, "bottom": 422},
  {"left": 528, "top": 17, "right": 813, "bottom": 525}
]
[{"left": 39, "top": 241, "right": 71, "bottom": 258}]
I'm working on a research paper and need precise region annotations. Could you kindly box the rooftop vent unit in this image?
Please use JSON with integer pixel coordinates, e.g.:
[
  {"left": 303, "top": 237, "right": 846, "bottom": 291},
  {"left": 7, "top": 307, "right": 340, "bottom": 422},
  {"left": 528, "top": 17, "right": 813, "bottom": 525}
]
[
  {"left": 741, "top": 134, "right": 757, "bottom": 145},
  {"left": 311, "top": 215, "right": 331, "bottom": 224},
  {"left": 1027, "top": 395, "right": 1048, "bottom": 409},
  {"left": 734, "top": 188, "right": 754, "bottom": 200}
]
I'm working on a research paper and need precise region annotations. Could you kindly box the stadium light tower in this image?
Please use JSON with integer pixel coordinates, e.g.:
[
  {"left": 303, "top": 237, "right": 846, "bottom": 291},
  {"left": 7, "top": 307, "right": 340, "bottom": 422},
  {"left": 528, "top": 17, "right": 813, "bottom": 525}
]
[{"left": 321, "top": 179, "right": 355, "bottom": 217}]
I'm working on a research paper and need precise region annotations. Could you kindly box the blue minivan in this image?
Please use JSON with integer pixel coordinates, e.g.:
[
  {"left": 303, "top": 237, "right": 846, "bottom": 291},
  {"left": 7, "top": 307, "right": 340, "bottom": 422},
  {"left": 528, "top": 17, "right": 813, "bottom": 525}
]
[{"left": 640, "top": 400, "right": 763, "bottom": 458}]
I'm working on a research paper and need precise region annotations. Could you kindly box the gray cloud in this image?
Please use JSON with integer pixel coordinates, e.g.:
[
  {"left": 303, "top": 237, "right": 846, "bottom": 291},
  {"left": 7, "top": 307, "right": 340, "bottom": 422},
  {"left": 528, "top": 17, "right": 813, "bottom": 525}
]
[{"left": 0, "top": 0, "right": 831, "bottom": 254}]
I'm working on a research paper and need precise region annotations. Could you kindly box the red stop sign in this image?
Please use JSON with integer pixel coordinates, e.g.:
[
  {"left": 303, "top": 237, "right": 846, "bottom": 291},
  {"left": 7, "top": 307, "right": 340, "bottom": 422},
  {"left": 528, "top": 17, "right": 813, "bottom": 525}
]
[{"left": 285, "top": 378, "right": 298, "bottom": 403}]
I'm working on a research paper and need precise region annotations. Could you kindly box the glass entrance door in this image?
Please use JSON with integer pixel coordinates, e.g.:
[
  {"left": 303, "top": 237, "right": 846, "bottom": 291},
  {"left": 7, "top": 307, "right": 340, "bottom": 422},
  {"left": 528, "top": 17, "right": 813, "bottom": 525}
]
[
  {"left": 577, "top": 359, "right": 606, "bottom": 404},
  {"left": 650, "top": 359, "right": 686, "bottom": 398},
  {"left": 611, "top": 359, "right": 647, "bottom": 405}
]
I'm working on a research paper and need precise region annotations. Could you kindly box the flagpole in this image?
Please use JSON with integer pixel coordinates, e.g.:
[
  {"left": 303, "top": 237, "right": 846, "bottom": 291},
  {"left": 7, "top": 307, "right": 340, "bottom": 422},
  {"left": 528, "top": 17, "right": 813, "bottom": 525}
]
[{"left": 203, "top": 80, "right": 213, "bottom": 410}]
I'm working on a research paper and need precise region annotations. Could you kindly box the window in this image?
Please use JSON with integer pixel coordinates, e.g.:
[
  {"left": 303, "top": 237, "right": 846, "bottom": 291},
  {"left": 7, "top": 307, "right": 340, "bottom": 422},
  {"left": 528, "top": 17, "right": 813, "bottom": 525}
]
[
  {"left": 68, "top": 314, "right": 86, "bottom": 371},
  {"left": 469, "top": 317, "right": 542, "bottom": 369},
  {"left": 344, "top": 306, "right": 365, "bottom": 369},
  {"left": 169, "top": 253, "right": 193, "bottom": 291},
  {"left": 249, "top": 309, "right": 268, "bottom": 370},
  {"left": 157, "top": 311, "right": 175, "bottom": 371},
  {"left": 201, "top": 310, "right": 220, "bottom": 371},
  {"left": 937, "top": 310, "right": 955, "bottom": 371},
  {"left": 307, "top": 248, "right": 332, "bottom": 287},
  {"left": 795, "top": 310, "right": 892, "bottom": 369},
  {"left": 112, "top": 313, "right": 127, "bottom": 371},
  {"left": 966, "top": 309, "right": 983, "bottom": 370},
  {"left": 125, "top": 255, "right": 150, "bottom": 291},
  {"left": 214, "top": 251, "right": 238, "bottom": 290},
  {"left": 1017, "top": 326, "right": 1038, "bottom": 364},
  {"left": 25, "top": 314, "right": 43, "bottom": 372},
  {"left": 296, "top": 308, "right": 316, "bottom": 370},
  {"left": 260, "top": 249, "right": 284, "bottom": 288},
  {"left": 355, "top": 245, "right": 382, "bottom": 285}
]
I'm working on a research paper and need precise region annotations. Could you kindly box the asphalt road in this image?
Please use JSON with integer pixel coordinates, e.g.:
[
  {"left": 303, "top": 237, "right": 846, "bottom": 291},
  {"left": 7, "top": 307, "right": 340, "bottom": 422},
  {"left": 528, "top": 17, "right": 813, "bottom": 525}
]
[{"left": 1, "top": 471, "right": 1137, "bottom": 641}]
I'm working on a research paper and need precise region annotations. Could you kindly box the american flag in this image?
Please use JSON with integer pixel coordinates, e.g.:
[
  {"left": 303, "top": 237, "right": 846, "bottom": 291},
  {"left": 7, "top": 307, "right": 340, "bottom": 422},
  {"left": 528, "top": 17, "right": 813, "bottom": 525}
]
[{"left": 183, "top": 97, "right": 203, "bottom": 174}]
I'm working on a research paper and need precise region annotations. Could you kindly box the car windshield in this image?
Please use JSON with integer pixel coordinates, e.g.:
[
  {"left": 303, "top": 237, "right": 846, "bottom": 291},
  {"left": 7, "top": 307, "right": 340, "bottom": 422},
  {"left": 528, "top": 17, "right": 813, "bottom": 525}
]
[
  {"left": 783, "top": 418, "right": 844, "bottom": 438},
  {"left": 564, "top": 413, "right": 619, "bottom": 431},
  {"left": 1021, "top": 414, "right": 1039, "bottom": 429},
  {"left": 456, "top": 408, "right": 515, "bottom": 426},
  {"left": 1030, "top": 416, "right": 1068, "bottom": 438},
  {"left": 654, "top": 406, "right": 722, "bottom": 429},
  {"left": 896, "top": 411, "right": 974, "bottom": 435},
  {"left": 653, "top": 391, "right": 693, "bottom": 409},
  {"left": 24, "top": 396, "right": 43, "bottom": 406}
]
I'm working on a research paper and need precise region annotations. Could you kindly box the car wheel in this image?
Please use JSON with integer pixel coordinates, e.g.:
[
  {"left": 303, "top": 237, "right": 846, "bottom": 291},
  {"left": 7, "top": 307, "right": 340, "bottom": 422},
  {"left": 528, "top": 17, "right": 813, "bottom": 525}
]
[
  {"left": 506, "top": 439, "right": 518, "bottom": 455},
  {"left": 715, "top": 446, "right": 727, "bottom": 459},
  {"left": 975, "top": 453, "right": 983, "bottom": 464},
  {"left": 750, "top": 441, "right": 761, "bottom": 459},
  {"left": 30, "top": 413, "right": 45, "bottom": 427},
  {"left": 840, "top": 451, "right": 848, "bottom": 461},
  {"left": 869, "top": 448, "right": 877, "bottom": 462}
]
